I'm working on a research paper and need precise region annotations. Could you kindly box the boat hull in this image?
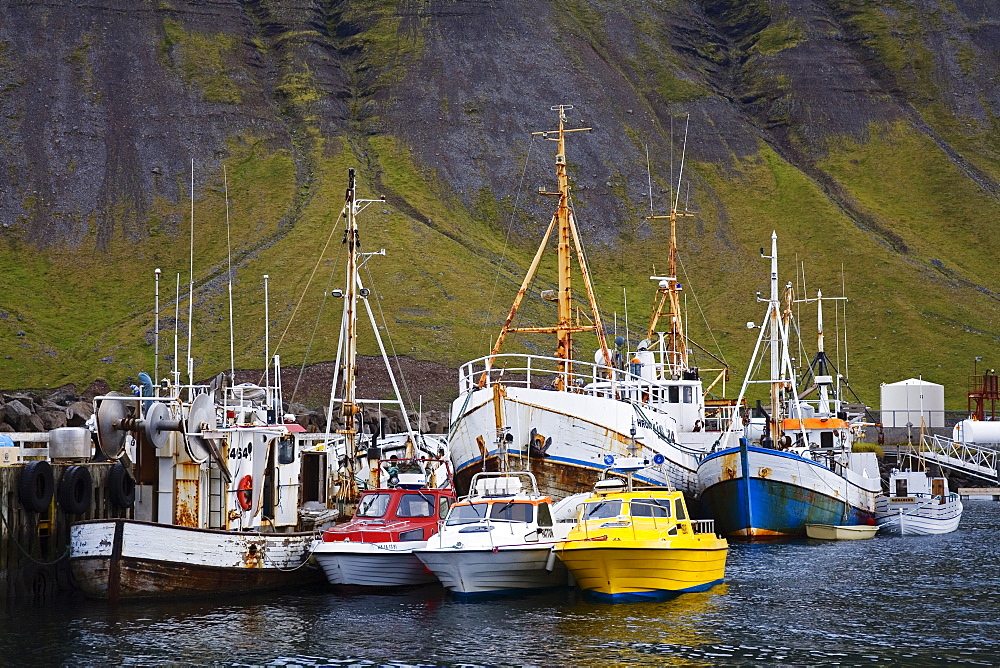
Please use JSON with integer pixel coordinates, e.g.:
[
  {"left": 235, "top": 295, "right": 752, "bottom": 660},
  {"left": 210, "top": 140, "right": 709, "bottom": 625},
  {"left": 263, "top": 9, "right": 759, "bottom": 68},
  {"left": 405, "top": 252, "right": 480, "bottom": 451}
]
[
  {"left": 875, "top": 496, "right": 963, "bottom": 536},
  {"left": 805, "top": 524, "right": 879, "bottom": 540},
  {"left": 414, "top": 545, "right": 565, "bottom": 596},
  {"left": 698, "top": 445, "right": 879, "bottom": 540},
  {"left": 70, "top": 519, "right": 323, "bottom": 600},
  {"left": 450, "top": 387, "right": 698, "bottom": 497},
  {"left": 312, "top": 541, "right": 437, "bottom": 586},
  {"left": 555, "top": 544, "right": 727, "bottom": 603}
]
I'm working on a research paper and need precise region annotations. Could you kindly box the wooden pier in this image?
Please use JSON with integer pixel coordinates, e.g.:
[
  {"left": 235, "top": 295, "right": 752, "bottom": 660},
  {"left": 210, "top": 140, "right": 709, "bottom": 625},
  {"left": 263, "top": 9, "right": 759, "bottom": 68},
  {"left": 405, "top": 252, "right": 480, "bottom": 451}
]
[
  {"left": 957, "top": 487, "right": 1000, "bottom": 500},
  {"left": 0, "top": 432, "right": 132, "bottom": 604}
]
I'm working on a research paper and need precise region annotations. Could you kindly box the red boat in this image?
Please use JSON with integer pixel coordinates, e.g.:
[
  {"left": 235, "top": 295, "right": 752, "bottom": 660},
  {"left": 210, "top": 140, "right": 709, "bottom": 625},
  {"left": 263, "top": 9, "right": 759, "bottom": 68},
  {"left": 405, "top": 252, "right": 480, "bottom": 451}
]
[{"left": 312, "top": 459, "right": 455, "bottom": 586}]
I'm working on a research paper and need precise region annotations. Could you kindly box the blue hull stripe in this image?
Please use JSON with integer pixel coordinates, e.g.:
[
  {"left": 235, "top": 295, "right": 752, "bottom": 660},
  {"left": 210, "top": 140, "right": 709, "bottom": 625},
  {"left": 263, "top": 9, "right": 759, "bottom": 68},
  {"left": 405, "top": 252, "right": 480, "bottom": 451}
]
[
  {"left": 454, "top": 449, "right": 667, "bottom": 488},
  {"left": 448, "top": 585, "right": 563, "bottom": 600},
  {"left": 583, "top": 579, "right": 724, "bottom": 604}
]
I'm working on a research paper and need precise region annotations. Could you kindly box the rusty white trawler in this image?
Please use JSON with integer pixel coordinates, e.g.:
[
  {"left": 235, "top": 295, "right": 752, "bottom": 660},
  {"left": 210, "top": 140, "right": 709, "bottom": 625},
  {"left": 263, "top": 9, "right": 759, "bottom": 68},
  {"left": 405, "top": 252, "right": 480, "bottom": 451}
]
[
  {"left": 69, "top": 367, "right": 327, "bottom": 601},
  {"left": 447, "top": 106, "right": 738, "bottom": 500}
]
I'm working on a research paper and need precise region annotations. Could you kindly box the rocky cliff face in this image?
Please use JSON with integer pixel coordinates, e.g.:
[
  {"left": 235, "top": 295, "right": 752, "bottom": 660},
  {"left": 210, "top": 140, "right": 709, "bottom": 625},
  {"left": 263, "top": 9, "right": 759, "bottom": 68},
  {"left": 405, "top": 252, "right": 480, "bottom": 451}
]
[{"left": 1, "top": 1, "right": 999, "bottom": 404}]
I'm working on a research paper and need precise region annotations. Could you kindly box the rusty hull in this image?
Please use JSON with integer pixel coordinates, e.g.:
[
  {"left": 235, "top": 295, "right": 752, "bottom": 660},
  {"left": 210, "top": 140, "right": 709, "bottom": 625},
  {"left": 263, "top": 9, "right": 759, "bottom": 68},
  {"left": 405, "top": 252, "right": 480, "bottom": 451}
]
[{"left": 71, "top": 554, "right": 324, "bottom": 600}]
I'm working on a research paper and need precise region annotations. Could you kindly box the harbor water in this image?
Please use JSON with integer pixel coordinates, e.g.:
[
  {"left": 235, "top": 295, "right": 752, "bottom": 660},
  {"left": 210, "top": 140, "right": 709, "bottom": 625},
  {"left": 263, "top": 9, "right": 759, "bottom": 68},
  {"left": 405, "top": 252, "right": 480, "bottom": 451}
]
[{"left": 2, "top": 501, "right": 997, "bottom": 666}]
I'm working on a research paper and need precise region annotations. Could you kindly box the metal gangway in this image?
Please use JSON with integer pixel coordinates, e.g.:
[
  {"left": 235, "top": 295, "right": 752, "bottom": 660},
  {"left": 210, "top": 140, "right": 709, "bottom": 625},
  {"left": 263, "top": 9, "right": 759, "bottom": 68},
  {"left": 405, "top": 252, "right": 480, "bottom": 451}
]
[{"left": 904, "top": 433, "right": 1000, "bottom": 483}]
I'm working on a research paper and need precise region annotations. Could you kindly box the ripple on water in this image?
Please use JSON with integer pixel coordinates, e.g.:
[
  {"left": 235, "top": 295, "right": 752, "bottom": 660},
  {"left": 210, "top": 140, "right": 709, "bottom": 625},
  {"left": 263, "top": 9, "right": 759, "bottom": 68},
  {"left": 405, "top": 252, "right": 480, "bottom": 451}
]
[{"left": 0, "top": 503, "right": 997, "bottom": 666}]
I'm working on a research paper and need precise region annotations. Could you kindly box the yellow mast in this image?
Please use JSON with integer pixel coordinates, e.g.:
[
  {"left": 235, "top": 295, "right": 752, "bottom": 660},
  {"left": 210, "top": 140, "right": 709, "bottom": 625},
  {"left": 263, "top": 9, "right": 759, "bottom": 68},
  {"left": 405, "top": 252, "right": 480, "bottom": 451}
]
[
  {"left": 646, "top": 204, "right": 691, "bottom": 373},
  {"left": 482, "top": 105, "right": 610, "bottom": 390}
]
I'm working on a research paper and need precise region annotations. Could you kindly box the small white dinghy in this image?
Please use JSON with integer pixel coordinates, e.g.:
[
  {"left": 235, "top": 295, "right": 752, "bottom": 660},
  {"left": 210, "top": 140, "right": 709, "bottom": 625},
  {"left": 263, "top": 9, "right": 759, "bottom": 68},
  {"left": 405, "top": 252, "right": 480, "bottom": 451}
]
[
  {"left": 805, "top": 523, "right": 879, "bottom": 540},
  {"left": 875, "top": 469, "right": 963, "bottom": 536}
]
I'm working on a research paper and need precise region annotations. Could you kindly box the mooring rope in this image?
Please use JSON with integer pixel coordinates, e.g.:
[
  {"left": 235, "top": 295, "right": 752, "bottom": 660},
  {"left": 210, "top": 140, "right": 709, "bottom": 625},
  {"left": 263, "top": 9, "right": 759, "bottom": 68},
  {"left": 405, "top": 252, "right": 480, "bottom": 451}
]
[{"left": 0, "top": 509, "right": 71, "bottom": 566}]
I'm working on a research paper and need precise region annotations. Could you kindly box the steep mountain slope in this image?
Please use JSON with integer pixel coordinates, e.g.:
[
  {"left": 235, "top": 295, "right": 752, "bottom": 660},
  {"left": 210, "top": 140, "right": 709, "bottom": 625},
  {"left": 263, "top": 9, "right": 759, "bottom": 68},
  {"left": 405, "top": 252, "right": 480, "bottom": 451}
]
[{"left": 0, "top": 0, "right": 998, "bottom": 409}]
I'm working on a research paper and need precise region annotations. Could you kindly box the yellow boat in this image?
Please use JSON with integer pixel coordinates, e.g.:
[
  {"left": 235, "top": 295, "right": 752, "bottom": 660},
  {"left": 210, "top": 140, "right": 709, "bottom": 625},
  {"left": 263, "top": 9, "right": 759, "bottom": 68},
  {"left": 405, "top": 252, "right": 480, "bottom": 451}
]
[{"left": 554, "top": 478, "right": 728, "bottom": 603}]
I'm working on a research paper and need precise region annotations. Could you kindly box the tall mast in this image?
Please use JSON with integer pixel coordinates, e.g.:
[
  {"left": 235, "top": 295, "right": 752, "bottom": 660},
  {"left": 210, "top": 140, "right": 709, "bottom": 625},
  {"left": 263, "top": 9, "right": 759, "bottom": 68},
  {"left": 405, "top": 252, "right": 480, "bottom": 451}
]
[
  {"left": 767, "top": 231, "right": 782, "bottom": 445},
  {"left": 554, "top": 108, "right": 573, "bottom": 375},
  {"left": 341, "top": 168, "right": 360, "bottom": 448},
  {"left": 483, "top": 105, "right": 610, "bottom": 390}
]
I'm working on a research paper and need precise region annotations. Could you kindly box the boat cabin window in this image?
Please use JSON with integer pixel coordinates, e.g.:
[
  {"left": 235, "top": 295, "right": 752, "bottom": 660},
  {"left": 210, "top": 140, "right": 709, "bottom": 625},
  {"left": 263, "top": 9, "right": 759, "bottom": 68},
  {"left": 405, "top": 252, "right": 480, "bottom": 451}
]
[
  {"left": 895, "top": 478, "right": 907, "bottom": 497},
  {"left": 683, "top": 386, "right": 693, "bottom": 403},
  {"left": 629, "top": 498, "right": 672, "bottom": 518},
  {"left": 357, "top": 493, "right": 391, "bottom": 518},
  {"left": 820, "top": 431, "right": 834, "bottom": 448},
  {"left": 668, "top": 386, "right": 679, "bottom": 404},
  {"left": 583, "top": 499, "right": 622, "bottom": 520},
  {"left": 438, "top": 496, "right": 451, "bottom": 519},
  {"left": 536, "top": 503, "right": 553, "bottom": 527},
  {"left": 446, "top": 502, "right": 489, "bottom": 525},
  {"left": 674, "top": 499, "right": 687, "bottom": 520},
  {"left": 396, "top": 494, "right": 434, "bottom": 518},
  {"left": 490, "top": 501, "right": 533, "bottom": 523}
]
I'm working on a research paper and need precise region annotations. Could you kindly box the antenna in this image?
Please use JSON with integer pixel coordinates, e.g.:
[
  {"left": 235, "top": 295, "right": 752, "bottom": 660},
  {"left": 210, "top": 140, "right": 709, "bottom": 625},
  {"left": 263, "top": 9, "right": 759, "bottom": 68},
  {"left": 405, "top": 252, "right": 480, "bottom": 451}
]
[
  {"left": 224, "top": 165, "right": 235, "bottom": 383},
  {"left": 673, "top": 114, "right": 690, "bottom": 213},
  {"left": 187, "top": 159, "right": 195, "bottom": 397},
  {"left": 623, "top": 286, "right": 630, "bottom": 357},
  {"left": 173, "top": 272, "right": 181, "bottom": 389},
  {"left": 263, "top": 274, "right": 270, "bottom": 389},
  {"left": 154, "top": 268, "right": 161, "bottom": 391},
  {"left": 645, "top": 144, "right": 653, "bottom": 215},
  {"left": 669, "top": 115, "right": 674, "bottom": 210}
]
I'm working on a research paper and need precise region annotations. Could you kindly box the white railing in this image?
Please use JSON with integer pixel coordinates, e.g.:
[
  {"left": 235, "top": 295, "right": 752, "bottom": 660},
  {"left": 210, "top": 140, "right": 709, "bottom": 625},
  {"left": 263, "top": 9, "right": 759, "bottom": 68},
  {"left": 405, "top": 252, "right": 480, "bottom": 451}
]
[
  {"left": 460, "top": 353, "right": 644, "bottom": 394},
  {"left": 913, "top": 434, "right": 999, "bottom": 482},
  {"left": 692, "top": 519, "right": 716, "bottom": 535},
  {"left": 459, "top": 353, "right": 737, "bottom": 418}
]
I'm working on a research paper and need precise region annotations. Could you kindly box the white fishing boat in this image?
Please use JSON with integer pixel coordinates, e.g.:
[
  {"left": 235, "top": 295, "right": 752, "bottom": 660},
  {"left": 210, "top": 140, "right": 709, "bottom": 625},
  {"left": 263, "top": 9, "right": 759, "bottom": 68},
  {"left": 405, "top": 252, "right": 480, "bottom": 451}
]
[
  {"left": 70, "top": 376, "right": 326, "bottom": 600},
  {"left": 413, "top": 471, "right": 566, "bottom": 596},
  {"left": 448, "top": 107, "right": 738, "bottom": 500},
  {"left": 697, "top": 233, "right": 882, "bottom": 539},
  {"left": 875, "top": 468, "right": 963, "bottom": 535}
]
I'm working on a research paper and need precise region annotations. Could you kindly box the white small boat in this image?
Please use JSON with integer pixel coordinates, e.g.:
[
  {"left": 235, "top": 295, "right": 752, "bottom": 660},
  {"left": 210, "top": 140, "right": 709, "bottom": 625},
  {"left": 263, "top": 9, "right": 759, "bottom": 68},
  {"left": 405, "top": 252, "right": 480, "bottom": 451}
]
[
  {"left": 805, "top": 523, "right": 879, "bottom": 540},
  {"left": 875, "top": 469, "right": 963, "bottom": 536},
  {"left": 413, "top": 471, "right": 566, "bottom": 597}
]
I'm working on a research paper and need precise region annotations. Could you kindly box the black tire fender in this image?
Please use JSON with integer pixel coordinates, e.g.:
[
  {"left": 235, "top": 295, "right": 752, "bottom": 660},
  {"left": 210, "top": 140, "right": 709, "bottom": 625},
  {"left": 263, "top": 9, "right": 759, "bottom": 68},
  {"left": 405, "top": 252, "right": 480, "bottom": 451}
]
[
  {"left": 58, "top": 465, "right": 92, "bottom": 515},
  {"left": 18, "top": 460, "right": 54, "bottom": 513},
  {"left": 108, "top": 462, "right": 136, "bottom": 509}
]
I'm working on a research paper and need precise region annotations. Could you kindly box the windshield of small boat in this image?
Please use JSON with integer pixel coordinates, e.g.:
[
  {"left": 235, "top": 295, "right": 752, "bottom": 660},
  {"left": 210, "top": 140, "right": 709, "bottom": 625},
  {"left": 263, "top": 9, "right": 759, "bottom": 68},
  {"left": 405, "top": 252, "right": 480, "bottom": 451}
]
[
  {"left": 396, "top": 493, "right": 434, "bottom": 518},
  {"left": 356, "top": 493, "right": 391, "bottom": 518},
  {"left": 583, "top": 499, "right": 622, "bottom": 520},
  {"left": 628, "top": 498, "right": 672, "bottom": 518},
  {"left": 445, "top": 502, "right": 489, "bottom": 525},
  {"left": 489, "top": 501, "right": 533, "bottom": 523}
]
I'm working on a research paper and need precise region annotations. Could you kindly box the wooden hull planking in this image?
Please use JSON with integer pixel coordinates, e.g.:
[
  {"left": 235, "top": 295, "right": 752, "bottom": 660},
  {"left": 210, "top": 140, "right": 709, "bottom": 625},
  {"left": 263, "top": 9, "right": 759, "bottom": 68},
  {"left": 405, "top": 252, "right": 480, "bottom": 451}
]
[{"left": 70, "top": 519, "right": 323, "bottom": 600}]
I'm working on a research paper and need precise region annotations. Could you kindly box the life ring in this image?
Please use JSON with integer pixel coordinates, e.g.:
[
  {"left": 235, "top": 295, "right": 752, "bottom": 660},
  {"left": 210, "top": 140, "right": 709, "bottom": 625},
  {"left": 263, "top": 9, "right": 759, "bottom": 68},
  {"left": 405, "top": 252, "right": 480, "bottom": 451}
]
[
  {"left": 108, "top": 461, "right": 136, "bottom": 509},
  {"left": 236, "top": 475, "right": 253, "bottom": 511},
  {"left": 18, "top": 460, "right": 54, "bottom": 513},
  {"left": 58, "top": 465, "right": 92, "bottom": 515}
]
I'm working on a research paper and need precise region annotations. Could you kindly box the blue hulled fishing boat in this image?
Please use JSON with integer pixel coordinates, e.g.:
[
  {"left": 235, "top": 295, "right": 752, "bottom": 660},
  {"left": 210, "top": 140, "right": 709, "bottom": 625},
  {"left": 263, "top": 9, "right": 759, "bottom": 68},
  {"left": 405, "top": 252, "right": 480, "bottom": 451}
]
[{"left": 696, "top": 233, "right": 881, "bottom": 540}]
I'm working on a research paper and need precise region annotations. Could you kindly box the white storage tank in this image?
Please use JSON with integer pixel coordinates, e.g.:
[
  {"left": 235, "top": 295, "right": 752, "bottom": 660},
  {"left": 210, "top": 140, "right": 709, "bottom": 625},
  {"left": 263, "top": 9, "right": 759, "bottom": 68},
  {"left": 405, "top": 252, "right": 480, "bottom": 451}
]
[
  {"left": 952, "top": 419, "right": 1000, "bottom": 445},
  {"left": 880, "top": 378, "right": 944, "bottom": 428}
]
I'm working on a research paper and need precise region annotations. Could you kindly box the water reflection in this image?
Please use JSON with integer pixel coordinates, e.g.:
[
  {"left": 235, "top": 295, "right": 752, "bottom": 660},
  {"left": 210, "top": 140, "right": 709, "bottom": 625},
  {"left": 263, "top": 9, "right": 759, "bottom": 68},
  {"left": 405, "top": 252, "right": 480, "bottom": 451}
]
[
  {"left": 558, "top": 586, "right": 726, "bottom": 666},
  {"left": 0, "top": 503, "right": 997, "bottom": 666}
]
